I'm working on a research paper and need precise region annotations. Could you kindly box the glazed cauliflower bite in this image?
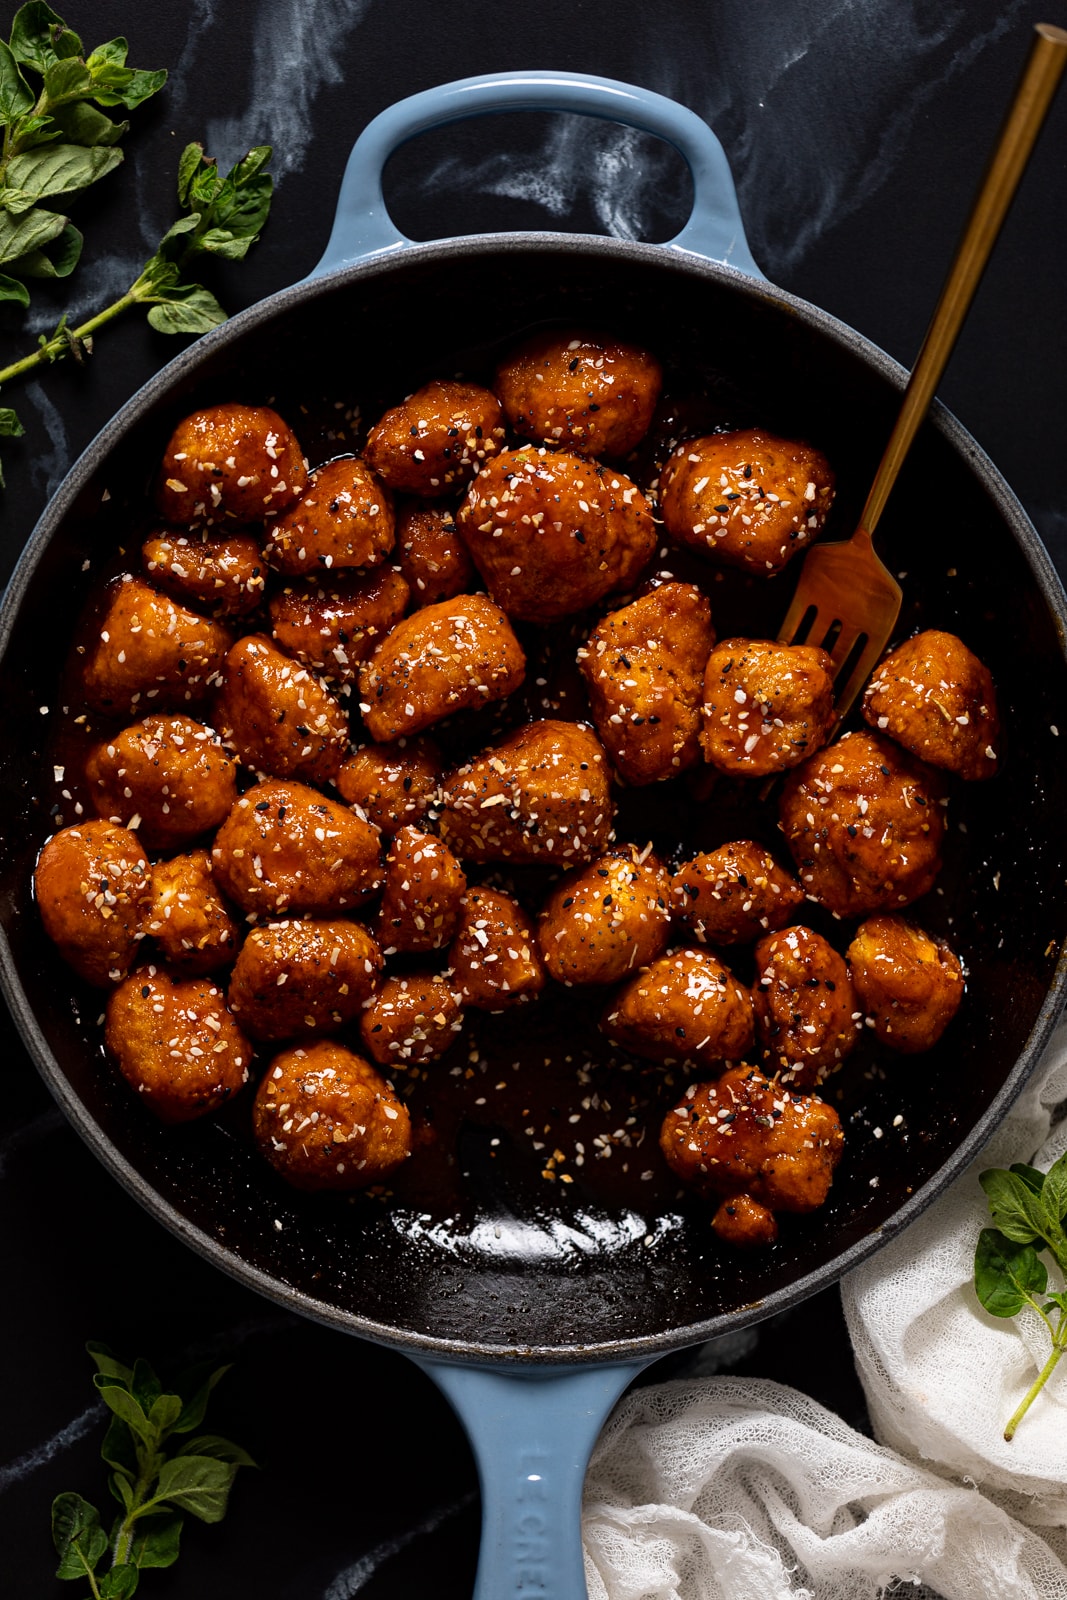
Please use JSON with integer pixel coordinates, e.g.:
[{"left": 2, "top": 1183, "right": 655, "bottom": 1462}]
[
  {"left": 602, "top": 947, "right": 754, "bottom": 1067},
  {"left": 394, "top": 503, "right": 476, "bottom": 607},
  {"left": 253, "top": 1040, "right": 411, "bottom": 1191},
  {"left": 494, "top": 329, "right": 662, "bottom": 457},
  {"left": 156, "top": 404, "right": 306, "bottom": 528},
  {"left": 35, "top": 821, "right": 150, "bottom": 987},
  {"left": 358, "top": 593, "right": 525, "bottom": 743},
  {"left": 438, "top": 719, "right": 614, "bottom": 866},
  {"left": 779, "top": 730, "right": 947, "bottom": 917},
  {"left": 227, "top": 919, "right": 382, "bottom": 1041},
  {"left": 537, "top": 845, "right": 672, "bottom": 986},
  {"left": 144, "top": 849, "right": 240, "bottom": 974},
  {"left": 670, "top": 841, "right": 804, "bottom": 945},
  {"left": 335, "top": 737, "right": 442, "bottom": 835},
  {"left": 360, "top": 972, "right": 464, "bottom": 1067},
  {"left": 212, "top": 634, "right": 350, "bottom": 785},
  {"left": 211, "top": 780, "right": 383, "bottom": 917},
  {"left": 105, "top": 966, "right": 251, "bottom": 1123},
  {"left": 269, "top": 568, "right": 410, "bottom": 681},
  {"left": 701, "top": 638, "right": 835, "bottom": 776},
  {"left": 847, "top": 914, "right": 964, "bottom": 1052},
  {"left": 660, "top": 1065, "right": 844, "bottom": 1246},
  {"left": 81, "top": 576, "right": 232, "bottom": 716},
  {"left": 456, "top": 446, "right": 656, "bottom": 624},
  {"left": 577, "top": 582, "right": 715, "bottom": 785},
  {"left": 449, "top": 887, "right": 546, "bottom": 1011},
  {"left": 142, "top": 531, "right": 266, "bottom": 618},
  {"left": 363, "top": 380, "right": 505, "bottom": 496},
  {"left": 378, "top": 826, "right": 466, "bottom": 953},
  {"left": 267, "top": 457, "right": 395, "bottom": 576},
  {"left": 85, "top": 713, "right": 237, "bottom": 850},
  {"left": 753, "top": 924, "right": 859, "bottom": 1086},
  {"left": 659, "top": 427, "right": 834, "bottom": 575},
  {"left": 862, "top": 628, "right": 1000, "bottom": 781}
]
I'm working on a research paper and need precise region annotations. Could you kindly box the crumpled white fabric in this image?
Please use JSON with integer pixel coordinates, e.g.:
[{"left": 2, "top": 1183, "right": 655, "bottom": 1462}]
[{"left": 580, "top": 1016, "right": 1067, "bottom": 1599}]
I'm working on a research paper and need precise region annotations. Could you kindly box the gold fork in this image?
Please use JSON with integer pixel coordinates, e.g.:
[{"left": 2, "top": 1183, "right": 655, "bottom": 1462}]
[{"left": 778, "top": 21, "right": 1067, "bottom": 723}]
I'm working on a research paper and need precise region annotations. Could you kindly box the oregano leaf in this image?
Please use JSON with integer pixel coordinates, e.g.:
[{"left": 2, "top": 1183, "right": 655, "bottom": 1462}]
[
  {"left": 9, "top": 3, "right": 82, "bottom": 73},
  {"left": 52, "top": 1492, "right": 107, "bottom": 1579},
  {"left": 974, "top": 1227, "right": 1048, "bottom": 1317},
  {"left": 148, "top": 1453, "right": 237, "bottom": 1523},
  {"left": 0, "top": 40, "right": 34, "bottom": 122},
  {"left": 129, "top": 1514, "right": 182, "bottom": 1570},
  {"left": 979, "top": 1167, "right": 1048, "bottom": 1245}
]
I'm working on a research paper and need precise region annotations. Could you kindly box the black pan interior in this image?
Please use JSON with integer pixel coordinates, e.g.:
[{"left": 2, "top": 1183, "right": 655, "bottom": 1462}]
[{"left": 1, "top": 238, "right": 1066, "bottom": 1361}]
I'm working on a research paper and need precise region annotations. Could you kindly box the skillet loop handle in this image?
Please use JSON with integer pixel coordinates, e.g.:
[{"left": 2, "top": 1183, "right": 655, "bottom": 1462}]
[
  {"left": 310, "top": 70, "right": 763, "bottom": 280},
  {"left": 415, "top": 1356, "right": 651, "bottom": 1600}
]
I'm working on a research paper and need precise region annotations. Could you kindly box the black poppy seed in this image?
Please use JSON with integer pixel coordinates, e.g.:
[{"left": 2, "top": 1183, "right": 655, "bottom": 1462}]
[
  {"left": 880, "top": 765, "right": 891, "bottom": 776},
  {"left": 562, "top": 897, "right": 574, "bottom": 908},
  {"left": 714, "top": 504, "right": 729, "bottom": 513},
  {"left": 141, "top": 985, "right": 151, "bottom": 998},
  {"left": 568, "top": 358, "right": 580, "bottom": 372},
  {"left": 409, "top": 426, "right": 418, "bottom": 436},
  {"left": 255, "top": 800, "right": 271, "bottom": 812},
  {"left": 743, "top": 464, "right": 753, "bottom": 478}
]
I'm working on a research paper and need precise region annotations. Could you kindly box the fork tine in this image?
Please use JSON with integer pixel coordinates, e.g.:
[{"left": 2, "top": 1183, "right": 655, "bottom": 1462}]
[
  {"left": 831, "top": 633, "right": 889, "bottom": 725},
  {"left": 777, "top": 588, "right": 818, "bottom": 647}
]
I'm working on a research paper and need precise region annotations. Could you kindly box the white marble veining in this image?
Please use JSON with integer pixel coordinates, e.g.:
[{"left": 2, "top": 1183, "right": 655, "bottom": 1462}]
[
  {"left": 388, "top": 0, "right": 1030, "bottom": 278},
  {"left": 0, "top": 1401, "right": 103, "bottom": 1496},
  {"left": 323, "top": 1491, "right": 477, "bottom": 1598}
]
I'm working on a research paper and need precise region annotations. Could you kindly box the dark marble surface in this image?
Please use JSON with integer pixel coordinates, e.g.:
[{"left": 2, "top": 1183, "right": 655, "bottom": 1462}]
[{"left": 2, "top": 2, "right": 1065, "bottom": 1593}]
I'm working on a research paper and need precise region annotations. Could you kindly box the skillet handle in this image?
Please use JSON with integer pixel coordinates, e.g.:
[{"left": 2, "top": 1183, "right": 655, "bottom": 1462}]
[
  {"left": 415, "top": 1355, "right": 653, "bottom": 1599},
  {"left": 309, "top": 70, "right": 763, "bottom": 279}
]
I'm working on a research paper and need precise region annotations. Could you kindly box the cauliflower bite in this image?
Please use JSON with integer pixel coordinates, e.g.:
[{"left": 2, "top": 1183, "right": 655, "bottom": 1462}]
[
  {"left": 85, "top": 713, "right": 237, "bottom": 850},
  {"left": 269, "top": 568, "right": 410, "bottom": 681},
  {"left": 212, "top": 634, "right": 350, "bottom": 785},
  {"left": 142, "top": 530, "right": 267, "bottom": 617},
  {"left": 253, "top": 1040, "right": 410, "bottom": 1191},
  {"left": 862, "top": 629, "right": 1000, "bottom": 781},
  {"left": 659, "top": 428, "right": 834, "bottom": 575},
  {"left": 847, "top": 914, "right": 964, "bottom": 1053},
  {"left": 35, "top": 821, "right": 150, "bottom": 987},
  {"left": 335, "top": 737, "right": 442, "bottom": 834},
  {"left": 212, "top": 780, "right": 383, "bottom": 917},
  {"left": 494, "top": 329, "right": 662, "bottom": 458},
  {"left": 378, "top": 826, "right": 466, "bottom": 953},
  {"left": 602, "top": 948, "right": 754, "bottom": 1066},
  {"left": 266, "top": 457, "right": 394, "bottom": 576},
  {"left": 701, "top": 638, "right": 835, "bottom": 776},
  {"left": 660, "top": 1065, "right": 844, "bottom": 1245},
  {"left": 578, "top": 582, "right": 715, "bottom": 785},
  {"left": 105, "top": 966, "right": 251, "bottom": 1123},
  {"left": 360, "top": 972, "right": 464, "bottom": 1067},
  {"left": 395, "top": 503, "right": 476, "bottom": 606},
  {"left": 438, "top": 719, "right": 614, "bottom": 866},
  {"left": 449, "top": 887, "right": 546, "bottom": 1011},
  {"left": 456, "top": 446, "right": 657, "bottom": 624},
  {"left": 753, "top": 925, "right": 859, "bottom": 1086},
  {"left": 82, "top": 576, "right": 232, "bottom": 715},
  {"left": 537, "top": 844, "right": 672, "bottom": 985},
  {"left": 144, "top": 849, "right": 240, "bottom": 974},
  {"left": 358, "top": 593, "right": 525, "bottom": 742},
  {"left": 779, "top": 730, "right": 947, "bottom": 917},
  {"left": 227, "top": 918, "right": 382, "bottom": 1041},
  {"left": 363, "top": 380, "right": 505, "bottom": 496},
  {"left": 670, "top": 841, "right": 805, "bottom": 945},
  {"left": 156, "top": 404, "right": 306, "bottom": 528}
]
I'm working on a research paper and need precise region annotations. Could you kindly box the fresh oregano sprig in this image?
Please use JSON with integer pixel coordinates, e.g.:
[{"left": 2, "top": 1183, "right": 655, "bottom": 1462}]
[
  {"left": 0, "top": 2, "right": 166, "bottom": 305},
  {"left": 974, "top": 1149, "right": 1067, "bottom": 1440},
  {"left": 0, "top": 138, "right": 273, "bottom": 482},
  {"left": 51, "top": 1342, "right": 254, "bottom": 1598}
]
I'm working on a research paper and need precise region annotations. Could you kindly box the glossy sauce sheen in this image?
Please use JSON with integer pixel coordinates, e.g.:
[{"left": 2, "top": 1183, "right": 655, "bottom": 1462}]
[{"left": 30, "top": 348, "right": 1015, "bottom": 1279}]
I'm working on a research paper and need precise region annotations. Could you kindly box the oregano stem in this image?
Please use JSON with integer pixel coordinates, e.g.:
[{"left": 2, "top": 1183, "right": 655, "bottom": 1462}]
[
  {"left": 0, "top": 291, "right": 138, "bottom": 386},
  {"left": 1004, "top": 1336, "right": 1067, "bottom": 1441}
]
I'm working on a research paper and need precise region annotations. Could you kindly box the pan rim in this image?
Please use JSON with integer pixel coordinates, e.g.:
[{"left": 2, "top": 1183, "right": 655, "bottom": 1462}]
[{"left": 3, "top": 230, "right": 1066, "bottom": 1366}]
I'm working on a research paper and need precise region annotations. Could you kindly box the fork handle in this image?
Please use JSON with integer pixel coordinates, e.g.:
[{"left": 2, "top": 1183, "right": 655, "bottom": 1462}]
[{"left": 859, "top": 22, "right": 1067, "bottom": 540}]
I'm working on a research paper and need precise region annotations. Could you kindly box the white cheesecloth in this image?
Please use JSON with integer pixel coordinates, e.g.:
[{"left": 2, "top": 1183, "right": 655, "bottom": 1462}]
[{"left": 580, "top": 1016, "right": 1067, "bottom": 1599}]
